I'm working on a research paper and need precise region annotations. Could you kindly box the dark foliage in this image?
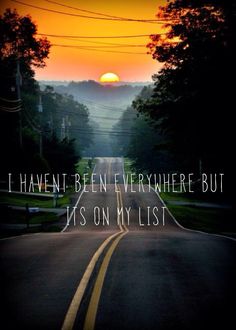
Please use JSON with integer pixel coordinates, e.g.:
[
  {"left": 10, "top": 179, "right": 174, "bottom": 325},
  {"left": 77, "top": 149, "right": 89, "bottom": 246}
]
[{"left": 134, "top": 0, "right": 235, "bottom": 179}]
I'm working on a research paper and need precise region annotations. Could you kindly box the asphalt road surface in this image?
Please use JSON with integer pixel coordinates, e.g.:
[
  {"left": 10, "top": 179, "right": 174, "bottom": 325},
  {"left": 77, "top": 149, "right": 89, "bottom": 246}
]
[{"left": 0, "top": 157, "right": 235, "bottom": 330}]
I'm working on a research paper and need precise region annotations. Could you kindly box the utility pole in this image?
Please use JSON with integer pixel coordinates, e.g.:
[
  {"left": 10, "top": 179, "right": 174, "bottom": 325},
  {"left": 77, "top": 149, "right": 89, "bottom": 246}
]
[
  {"left": 16, "top": 59, "right": 23, "bottom": 148},
  {"left": 38, "top": 88, "right": 43, "bottom": 158},
  {"left": 66, "top": 116, "right": 71, "bottom": 139},
  {"left": 199, "top": 158, "right": 202, "bottom": 177},
  {"left": 50, "top": 112, "right": 54, "bottom": 137},
  {"left": 61, "top": 117, "right": 65, "bottom": 140}
]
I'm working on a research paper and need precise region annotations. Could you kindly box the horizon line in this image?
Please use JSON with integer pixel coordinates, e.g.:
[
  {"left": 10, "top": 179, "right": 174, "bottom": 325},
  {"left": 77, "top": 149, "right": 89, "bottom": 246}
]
[{"left": 38, "top": 79, "right": 153, "bottom": 83}]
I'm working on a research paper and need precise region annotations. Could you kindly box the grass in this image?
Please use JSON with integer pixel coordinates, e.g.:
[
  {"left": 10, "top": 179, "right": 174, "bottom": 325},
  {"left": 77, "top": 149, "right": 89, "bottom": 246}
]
[
  {"left": 160, "top": 190, "right": 234, "bottom": 236},
  {"left": 161, "top": 188, "right": 234, "bottom": 236},
  {"left": 0, "top": 157, "right": 97, "bottom": 238},
  {"left": 75, "top": 157, "right": 95, "bottom": 184},
  {"left": 0, "top": 207, "right": 62, "bottom": 239},
  {"left": 167, "top": 204, "right": 235, "bottom": 235},
  {"left": 0, "top": 192, "right": 70, "bottom": 208},
  {"left": 160, "top": 190, "right": 207, "bottom": 204},
  {"left": 123, "top": 158, "right": 144, "bottom": 184},
  {"left": 0, "top": 208, "right": 58, "bottom": 224},
  {"left": 124, "top": 158, "right": 134, "bottom": 176},
  {"left": 0, "top": 157, "right": 95, "bottom": 209},
  {"left": 124, "top": 157, "right": 234, "bottom": 236}
]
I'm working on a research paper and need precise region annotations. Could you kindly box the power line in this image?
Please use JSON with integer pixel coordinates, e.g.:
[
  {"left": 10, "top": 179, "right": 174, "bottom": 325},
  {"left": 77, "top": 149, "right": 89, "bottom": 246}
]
[
  {"left": 52, "top": 44, "right": 146, "bottom": 55},
  {"left": 52, "top": 111, "right": 136, "bottom": 133},
  {"left": 55, "top": 108, "right": 136, "bottom": 121},
  {"left": 40, "top": 124, "right": 137, "bottom": 137},
  {"left": 55, "top": 122, "right": 137, "bottom": 134},
  {"left": 44, "top": 106, "right": 135, "bottom": 121},
  {"left": 74, "top": 96, "right": 135, "bottom": 111},
  {"left": 24, "top": 109, "right": 40, "bottom": 128},
  {"left": 72, "top": 127, "right": 133, "bottom": 134},
  {"left": 41, "top": 94, "right": 127, "bottom": 112},
  {"left": 50, "top": 38, "right": 147, "bottom": 47},
  {"left": 58, "top": 127, "right": 138, "bottom": 137},
  {"left": 45, "top": 0, "right": 171, "bottom": 23},
  {"left": 20, "top": 105, "right": 135, "bottom": 133},
  {"left": 0, "top": 96, "right": 21, "bottom": 103},
  {"left": 36, "top": 116, "right": 137, "bottom": 136},
  {"left": 23, "top": 110, "right": 42, "bottom": 133},
  {"left": 12, "top": 0, "right": 169, "bottom": 24},
  {"left": 40, "top": 92, "right": 135, "bottom": 113},
  {"left": 37, "top": 33, "right": 165, "bottom": 39},
  {"left": 22, "top": 117, "right": 138, "bottom": 139},
  {"left": 46, "top": 0, "right": 121, "bottom": 19},
  {"left": 58, "top": 123, "right": 135, "bottom": 134},
  {"left": 22, "top": 113, "right": 137, "bottom": 137},
  {"left": 0, "top": 97, "right": 22, "bottom": 112},
  {"left": 52, "top": 43, "right": 145, "bottom": 48},
  {"left": 0, "top": 105, "right": 21, "bottom": 112},
  {"left": 68, "top": 97, "right": 125, "bottom": 111}
]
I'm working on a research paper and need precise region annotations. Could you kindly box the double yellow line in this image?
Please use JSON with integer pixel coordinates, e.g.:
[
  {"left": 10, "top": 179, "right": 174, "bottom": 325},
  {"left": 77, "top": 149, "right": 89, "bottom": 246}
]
[{"left": 61, "top": 185, "right": 128, "bottom": 330}]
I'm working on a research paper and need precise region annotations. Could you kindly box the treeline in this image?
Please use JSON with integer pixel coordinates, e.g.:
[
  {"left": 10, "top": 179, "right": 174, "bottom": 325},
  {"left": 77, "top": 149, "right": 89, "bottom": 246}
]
[
  {"left": 55, "top": 80, "right": 143, "bottom": 104},
  {"left": 0, "top": 9, "right": 92, "bottom": 179},
  {"left": 113, "top": 0, "right": 234, "bottom": 196},
  {"left": 112, "top": 86, "right": 182, "bottom": 173}
]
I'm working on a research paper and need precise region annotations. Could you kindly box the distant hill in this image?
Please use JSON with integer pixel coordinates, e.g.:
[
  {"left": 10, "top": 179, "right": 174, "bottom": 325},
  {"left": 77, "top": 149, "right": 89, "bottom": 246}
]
[
  {"left": 43, "top": 80, "right": 147, "bottom": 105},
  {"left": 39, "top": 80, "right": 152, "bottom": 156},
  {"left": 39, "top": 80, "right": 151, "bottom": 87}
]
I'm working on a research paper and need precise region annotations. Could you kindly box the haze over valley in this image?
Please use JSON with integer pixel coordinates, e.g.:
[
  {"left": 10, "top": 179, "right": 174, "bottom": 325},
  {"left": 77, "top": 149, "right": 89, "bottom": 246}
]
[{"left": 40, "top": 80, "right": 149, "bottom": 156}]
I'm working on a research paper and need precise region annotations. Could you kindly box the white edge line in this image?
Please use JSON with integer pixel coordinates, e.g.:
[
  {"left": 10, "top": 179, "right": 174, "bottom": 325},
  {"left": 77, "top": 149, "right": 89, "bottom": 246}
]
[
  {"left": 61, "top": 158, "right": 98, "bottom": 233},
  {"left": 61, "top": 188, "right": 85, "bottom": 233},
  {"left": 150, "top": 186, "right": 236, "bottom": 242},
  {"left": 92, "top": 163, "right": 97, "bottom": 175},
  {"left": 1, "top": 187, "right": 86, "bottom": 239},
  {"left": 61, "top": 157, "right": 124, "bottom": 330},
  {"left": 1, "top": 159, "right": 98, "bottom": 239}
]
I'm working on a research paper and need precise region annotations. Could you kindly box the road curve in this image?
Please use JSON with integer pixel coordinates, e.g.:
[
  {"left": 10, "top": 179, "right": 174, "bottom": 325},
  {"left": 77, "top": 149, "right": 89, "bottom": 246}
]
[{"left": 0, "top": 157, "right": 235, "bottom": 330}]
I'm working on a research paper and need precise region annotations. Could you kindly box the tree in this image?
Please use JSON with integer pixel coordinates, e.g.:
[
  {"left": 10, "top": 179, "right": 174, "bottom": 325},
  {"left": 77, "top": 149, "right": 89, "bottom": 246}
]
[
  {"left": 134, "top": 0, "right": 235, "bottom": 176},
  {"left": 41, "top": 86, "right": 94, "bottom": 155},
  {"left": 0, "top": 9, "right": 50, "bottom": 67},
  {"left": 112, "top": 85, "right": 181, "bottom": 173},
  {"left": 0, "top": 9, "right": 50, "bottom": 176},
  {"left": 44, "top": 136, "right": 78, "bottom": 174}
]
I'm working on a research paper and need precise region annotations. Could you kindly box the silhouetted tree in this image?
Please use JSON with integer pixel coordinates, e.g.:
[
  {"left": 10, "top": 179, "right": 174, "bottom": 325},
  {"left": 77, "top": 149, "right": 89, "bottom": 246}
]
[
  {"left": 134, "top": 0, "right": 235, "bottom": 177},
  {"left": 0, "top": 9, "right": 50, "bottom": 66}
]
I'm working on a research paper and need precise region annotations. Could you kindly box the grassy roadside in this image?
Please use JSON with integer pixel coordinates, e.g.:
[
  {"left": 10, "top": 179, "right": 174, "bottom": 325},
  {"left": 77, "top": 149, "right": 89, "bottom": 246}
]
[
  {"left": 75, "top": 157, "right": 95, "bottom": 184},
  {"left": 0, "top": 192, "right": 70, "bottom": 208},
  {"left": 0, "top": 208, "right": 58, "bottom": 225},
  {"left": 0, "top": 157, "right": 96, "bottom": 208},
  {"left": 123, "top": 158, "right": 235, "bottom": 236},
  {"left": 0, "top": 208, "right": 61, "bottom": 239},
  {"left": 123, "top": 158, "right": 135, "bottom": 178},
  {"left": 166, "top": 204, "right": 234, "bottom": 235},
  {"left": 0, "top": 157, "right": 97, "bottom": 238}
]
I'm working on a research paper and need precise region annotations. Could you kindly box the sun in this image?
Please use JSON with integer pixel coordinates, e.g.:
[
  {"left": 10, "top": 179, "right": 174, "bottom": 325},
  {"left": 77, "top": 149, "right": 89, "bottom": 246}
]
[{"left": 99, "top": 72, "right": 120, "bottom": 83}]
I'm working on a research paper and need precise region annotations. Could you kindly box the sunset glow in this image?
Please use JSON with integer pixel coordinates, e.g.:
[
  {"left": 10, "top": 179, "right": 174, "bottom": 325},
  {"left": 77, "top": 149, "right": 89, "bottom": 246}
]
[
  {"left": 100, "top": 72, "right": 120, "bottom": 83},
  {"left": 0, "top": 0, "right": 167, "bottom": 81}
]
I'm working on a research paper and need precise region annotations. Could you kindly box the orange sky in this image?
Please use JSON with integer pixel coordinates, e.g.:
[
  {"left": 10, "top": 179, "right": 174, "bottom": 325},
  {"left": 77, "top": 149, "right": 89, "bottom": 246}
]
[{"left": 0, "top": 0, "right": 167, "bottom": 81}]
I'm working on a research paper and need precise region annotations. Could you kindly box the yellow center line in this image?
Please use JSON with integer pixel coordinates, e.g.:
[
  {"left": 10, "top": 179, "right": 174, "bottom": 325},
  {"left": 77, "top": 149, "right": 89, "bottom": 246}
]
[
  {"left": 61, "top": 182, "right": 127, "bottom": 330},
  {"left": 61, "top": 231, "right": 122, "bottom": 330},
  {"left": 83, "top": 185, "right": 128, "bottom": 330},
  {"left": 83, "top": 231, "right": 127, "bottom": 330},
  {"left": 118, "top": 186, "right": 128, "bottom": 232},
  {"left": 116, "top": 186, "right": 123, "bottom": 231}
]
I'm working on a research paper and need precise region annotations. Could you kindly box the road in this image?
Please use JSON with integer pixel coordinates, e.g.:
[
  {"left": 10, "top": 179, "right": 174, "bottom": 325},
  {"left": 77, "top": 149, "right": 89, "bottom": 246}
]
[{"left": 0, "top": 157, "right": 235, "bottom": 330}]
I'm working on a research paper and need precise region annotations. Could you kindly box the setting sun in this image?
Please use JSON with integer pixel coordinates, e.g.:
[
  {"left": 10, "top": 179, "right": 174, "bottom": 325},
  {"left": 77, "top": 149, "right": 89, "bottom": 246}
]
[{"left": 100, "top": 72, "right": 120, "bottom": 83}]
